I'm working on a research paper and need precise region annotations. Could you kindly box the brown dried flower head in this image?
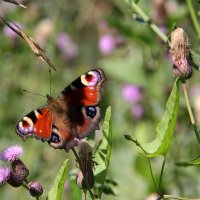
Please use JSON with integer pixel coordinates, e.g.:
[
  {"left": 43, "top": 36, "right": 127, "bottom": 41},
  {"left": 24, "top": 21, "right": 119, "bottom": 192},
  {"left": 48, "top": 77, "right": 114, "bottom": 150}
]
[
  {"left": 169, "top": 27, "right": 192, "bottom": 79},
  {"left": 76, "top": 141, "right": 95, "bottom": 190}
]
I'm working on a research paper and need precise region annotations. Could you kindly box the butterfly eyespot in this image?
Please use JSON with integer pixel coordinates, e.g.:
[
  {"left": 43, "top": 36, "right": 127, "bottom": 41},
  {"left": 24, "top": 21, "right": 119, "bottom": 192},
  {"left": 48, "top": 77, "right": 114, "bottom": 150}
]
[
  {"left": 49, "top": 132, "right": 60, "bottom": 143},
  {"left": 81, "top": 71, "right": 100, "bottom": 86},
  {"left": 86, "top": 106, "right": 96, "bottom": 119}
]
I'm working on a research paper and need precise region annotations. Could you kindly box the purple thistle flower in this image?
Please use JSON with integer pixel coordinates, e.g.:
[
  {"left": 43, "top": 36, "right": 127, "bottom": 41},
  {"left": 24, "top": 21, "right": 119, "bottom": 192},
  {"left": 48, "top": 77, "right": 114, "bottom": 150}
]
[
  {"left": 122, "top": 85, "right": 142, "bottom": 103},
  {"left": 0, "top": 145, "right": 23, "bottom": 162},
  {"left": 98, "top": 34, "right": 116, "bottom": 55},
  {"left": 131, "top": 104, "right": 144, "bottom": 119},
  {"left": 0, "top": 167, "right": 10, "bottom": 185},
  {"left": 3, "top": 22, "right": 23, "bottom": 40},
  {"left": 56, "top": 32, "right": 78, "bottom": 60}
]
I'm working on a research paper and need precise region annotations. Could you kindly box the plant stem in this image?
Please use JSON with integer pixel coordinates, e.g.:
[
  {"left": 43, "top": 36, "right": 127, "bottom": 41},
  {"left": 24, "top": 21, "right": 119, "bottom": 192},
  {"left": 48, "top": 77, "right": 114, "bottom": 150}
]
[
  {"left": 163, "top": 194, "right": 200, "bottom": 200},
  {"left": 124, "top": 135, "right": 159, "bottom": 193},
  {"left": 158, "top": 156, "right": 166, "bottom": 190},
  {"left": 125, "top": 0, "right": 168, "bottom": 43},
  {"left": 71, "top": 148, "right": 95, "bottom": 200},
  {"left": 186, "top": 0, "right": 200, "bottom": 39},
  {"left": 182, "top": 81, "right": 200, "bottom": 145},
  {"left": 22, "top": 182, "right": 29, "bottom": 190}
]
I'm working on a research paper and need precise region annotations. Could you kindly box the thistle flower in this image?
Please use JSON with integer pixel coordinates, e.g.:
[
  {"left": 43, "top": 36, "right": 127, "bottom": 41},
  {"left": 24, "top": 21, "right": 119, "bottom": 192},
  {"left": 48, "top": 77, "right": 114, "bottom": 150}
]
[
  {"left": 3, "top": 22, "right": 23, "bottom": 40},
  {"left": 0, "top": 145, "right": 23, "bottom": 162},
  {"left": 122, "top": 85, "right": 142, "bottom": 103},
  {"left": 0, "top": 167, "right": 10, "bottom": 185},
  {"left": 56, "top": 32, "right": 78, "bottom": 60},
  {"left": 7, "top": 159, "right": 29, "bottom": 187},
  {"left": 131, "top": 104, "right": 144, "bottom": 119},
  {"left": 28, "top": 181, "right": 43, "bottom": 197},
  {"left": 169, "top": 27, "right": 192, "bottom": 79}
]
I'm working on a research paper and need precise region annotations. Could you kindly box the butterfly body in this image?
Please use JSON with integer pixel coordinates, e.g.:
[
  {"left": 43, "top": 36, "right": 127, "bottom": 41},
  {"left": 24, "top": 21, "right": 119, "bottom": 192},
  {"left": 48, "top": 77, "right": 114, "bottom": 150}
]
[{"left": 16, "top": 69, "right": 105, "bottom": 151}]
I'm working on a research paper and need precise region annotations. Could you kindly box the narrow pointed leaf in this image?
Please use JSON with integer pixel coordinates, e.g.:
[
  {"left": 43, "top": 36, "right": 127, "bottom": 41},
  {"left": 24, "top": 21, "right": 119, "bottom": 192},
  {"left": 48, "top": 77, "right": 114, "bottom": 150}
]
[
  {"left": 189, "top": 156, "right": 200, "bottom": 166},
  {"left": 47, "top": 159, "right": 68, "bottom": 200},
  {"left": 143, "top": 79, "right": 180, "bottom": 157},
  {"left": 94, "top": 106, "right": 112, "bottom": 197}
]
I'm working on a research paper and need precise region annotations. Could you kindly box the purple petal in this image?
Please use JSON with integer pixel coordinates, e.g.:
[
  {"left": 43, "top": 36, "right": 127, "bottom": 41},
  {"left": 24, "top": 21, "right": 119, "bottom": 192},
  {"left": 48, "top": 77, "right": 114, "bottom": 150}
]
[
  {"left": 0, "top": 167, "right": 10, "bottom": 185},
  {"left": 98, "top": 34, "right": 116, "bottom": 55},
  {"left": 131, "top": 104, "right": 144, "bottom": 119},
  {"left": 122, "top": 85, "right": 142, "bottom": 103},
  {"left": 0, "top": 145, "right": 23, "bottom": 162}
]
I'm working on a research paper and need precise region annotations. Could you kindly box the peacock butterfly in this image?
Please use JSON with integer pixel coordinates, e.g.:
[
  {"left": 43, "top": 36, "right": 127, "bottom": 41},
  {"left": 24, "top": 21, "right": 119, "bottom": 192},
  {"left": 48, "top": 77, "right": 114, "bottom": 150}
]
[{"left": 16, "top": 69, "right": 105, "bottom": 151}]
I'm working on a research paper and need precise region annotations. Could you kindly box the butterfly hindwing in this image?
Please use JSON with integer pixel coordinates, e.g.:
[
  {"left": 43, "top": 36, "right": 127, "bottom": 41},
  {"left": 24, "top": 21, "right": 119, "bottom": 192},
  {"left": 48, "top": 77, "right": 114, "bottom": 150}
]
[{"left": 58, "top": 69, "right": 105, "bottom": 139}]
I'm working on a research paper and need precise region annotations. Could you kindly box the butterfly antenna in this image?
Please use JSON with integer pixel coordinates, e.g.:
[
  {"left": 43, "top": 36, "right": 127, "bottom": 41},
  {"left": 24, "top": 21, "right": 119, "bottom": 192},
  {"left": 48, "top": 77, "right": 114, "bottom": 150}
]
[
  {"left": 49, "top": 69, "right": 52, "bottom": 96},
  {"left": 22, "top": 89, "right": 46, "bottom": 98}
]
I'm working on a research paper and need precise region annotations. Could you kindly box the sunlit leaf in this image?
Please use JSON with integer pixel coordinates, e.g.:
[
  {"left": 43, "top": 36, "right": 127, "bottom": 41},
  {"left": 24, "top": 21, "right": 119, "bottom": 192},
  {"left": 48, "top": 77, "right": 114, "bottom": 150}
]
[
  {"left": 143, "top": 79, "right": 180, "bottom": 157},
  {"left": 47, "top": 159, "right": 68, "bottom": 200},
  {"left": 94, "top": 106, "right": 112, "bottom": 198},
  {"left": 69, "top": 170, "right": 82, "bottom": 199}
]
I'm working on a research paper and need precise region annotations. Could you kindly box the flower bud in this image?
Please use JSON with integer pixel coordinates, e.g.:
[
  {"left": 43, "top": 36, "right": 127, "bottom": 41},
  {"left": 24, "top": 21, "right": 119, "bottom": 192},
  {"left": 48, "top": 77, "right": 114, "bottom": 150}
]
[
  {"left": 28, "top": 181, "right": 43, "bottom": 197},
  {"left": 169, "top": 27, "right": 192, "bottom": 79},
  {"left": 7, "top": 159, "right": 29, "bottom": 187}
]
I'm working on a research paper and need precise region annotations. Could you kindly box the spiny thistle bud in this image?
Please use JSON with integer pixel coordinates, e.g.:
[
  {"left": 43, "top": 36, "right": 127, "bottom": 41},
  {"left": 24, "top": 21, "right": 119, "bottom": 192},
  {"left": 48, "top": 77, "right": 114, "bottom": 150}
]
[
  {"left": 169, "top": 27, "right": 192, "bottom": 79},
  {"left": 7, "top": 159, "right": 29, "bottom": 187},
  {"left": 28, "top": 181, "right": 43, "bottom": 197},
  {"left": 76, "top": 141, "right": 95, "bottom": 190}
]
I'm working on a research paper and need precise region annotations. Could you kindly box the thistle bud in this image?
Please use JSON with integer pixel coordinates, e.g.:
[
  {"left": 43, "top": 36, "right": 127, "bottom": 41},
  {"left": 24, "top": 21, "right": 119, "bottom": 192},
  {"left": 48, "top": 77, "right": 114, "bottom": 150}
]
[
  {"left": 7, "top": 159, "right": 29, "bottom": 187},
  {"left": 169, "top": 27, "right": 192, "bottom": 79},
  {"left": 28, "top": 181, "right": 43, "bottom": 197}
]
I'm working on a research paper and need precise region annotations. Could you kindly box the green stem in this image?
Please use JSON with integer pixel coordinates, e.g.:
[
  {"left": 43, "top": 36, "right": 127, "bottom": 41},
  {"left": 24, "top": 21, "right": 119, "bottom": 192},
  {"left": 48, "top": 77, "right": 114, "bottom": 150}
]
[
  {"left": 71, "top": 148, "right": 95, "bottom": 200},
  {"left": 163, "top": 194, "right": 200, "bottom": 200},
  {"left": 186, "top": 0, "right": 200, "bottom": 39},
  {"left": 125, "top": 0, "right": 168, "bottom": 43},
  {"left": 22, "top": 182, "right": 29, "bottom": 190},
  {"left": 182, "top": 81, "right": 200, "bottom": 144},
  {"left": 158, "top": 156, "right": 166, "bottom": 190}
]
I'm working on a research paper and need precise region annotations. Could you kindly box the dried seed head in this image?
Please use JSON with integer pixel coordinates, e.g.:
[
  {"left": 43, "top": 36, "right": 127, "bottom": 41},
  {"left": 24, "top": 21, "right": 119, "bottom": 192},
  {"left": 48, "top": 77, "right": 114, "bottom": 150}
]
[
  {"left": 28, "top": 181, "right": 43, "bottom": 197},
  {"left": 78, "top": 141, "right": 93, "bottom": 161},
  {"left": 169, "top": 27, "right": 192, "bottom": 79},
  {"left": 7, "top": 159, "right": 29, "bottom": 187},
  {"left": 76, "top": 141, "right": 95, "bottom": 190},
  {"left": 76, "top": 169, "right": 94, "bottom": 190}
]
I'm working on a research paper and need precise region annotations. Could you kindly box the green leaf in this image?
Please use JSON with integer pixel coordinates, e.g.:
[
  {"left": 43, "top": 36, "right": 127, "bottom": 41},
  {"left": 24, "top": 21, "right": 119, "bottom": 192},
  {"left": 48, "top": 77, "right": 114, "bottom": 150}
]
[
  {"left": 94, "top": 106, "right": 112, "bottom": 198},
  {"left": 47, "top": 159, "right": 68, "bottom": 200},
  {"left": 143, "top": 79, "right": 180, "bottom": 157},
  {"left": 189, "top": 156, "right": 200, "bottom": 166},
  {"left": 175, "top": 156, "right": 200, "bottom": 167},
  {"left": 190, "top": 50, "right": 200, "bottom": 71},
  {"left": 101, "top": 179, "right": 119, "bottom": 196},
  {"left": 69, "top": 170, "right": 82, "bottom": 199}
]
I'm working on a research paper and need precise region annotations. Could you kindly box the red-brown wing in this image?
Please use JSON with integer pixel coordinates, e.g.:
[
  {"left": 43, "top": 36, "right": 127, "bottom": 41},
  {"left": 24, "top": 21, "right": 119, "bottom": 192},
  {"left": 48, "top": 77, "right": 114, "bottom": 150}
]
[
  {"left": 16, "top": 107, "right": 53, "bottom": 141},
  {"left": 58, "top": 69, "right": 105, "bottom": 139}
]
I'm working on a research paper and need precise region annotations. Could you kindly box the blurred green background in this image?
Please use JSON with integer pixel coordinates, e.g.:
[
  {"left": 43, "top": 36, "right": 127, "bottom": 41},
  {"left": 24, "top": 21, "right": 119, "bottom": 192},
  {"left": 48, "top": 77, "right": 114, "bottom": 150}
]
[{"left": 0, "top": 0, "right": 200, "bottom": 199}]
